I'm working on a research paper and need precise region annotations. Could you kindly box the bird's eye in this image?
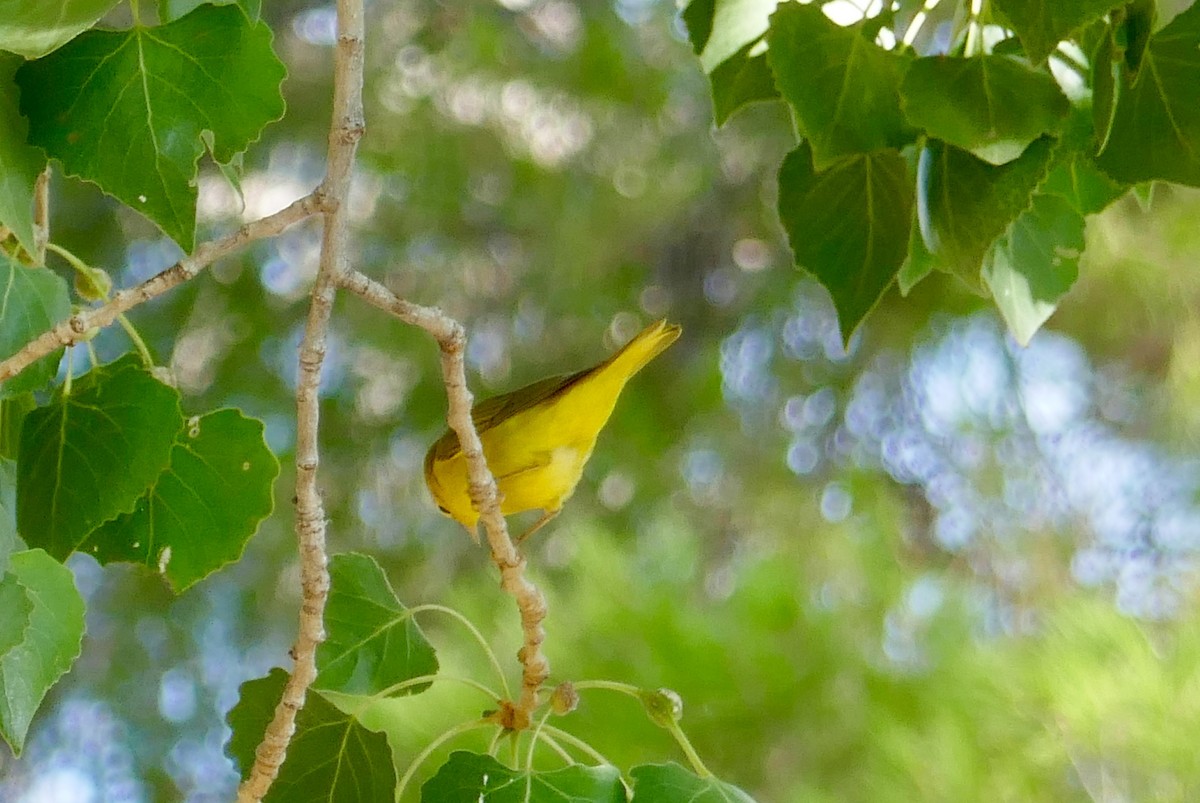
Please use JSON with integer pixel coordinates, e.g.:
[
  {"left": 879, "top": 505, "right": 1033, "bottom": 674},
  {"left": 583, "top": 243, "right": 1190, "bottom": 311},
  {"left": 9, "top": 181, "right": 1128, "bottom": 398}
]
[{"left": 437, "top": 505, "right": 450, "bottom": 516}]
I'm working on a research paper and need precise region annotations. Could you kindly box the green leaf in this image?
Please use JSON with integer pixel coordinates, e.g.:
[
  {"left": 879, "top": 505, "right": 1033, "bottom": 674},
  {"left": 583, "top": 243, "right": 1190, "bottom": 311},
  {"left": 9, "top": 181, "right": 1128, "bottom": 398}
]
[
  {"left": 0, "top": 55, "right": 46, "bottom": 257},
  {"left": 0, "top": 0, "right": 123, "bottom": 58},
  {"left": 900, "top": 55, "right": 1069, "bottom": 165},
  {"left": 1042, "top": 107, "right": 1126, "bottom": 216},
  {"left": 1094, "top": 2, "right": 1200, "bottom": 186},
  {"left": 681, "top": 0, "right": 716, "bottom": 55},
  {"left": 767, "top": 3, "right": 913, "bottom": 169},
  {"left": 421, "top": 751, "right": 625, "bottom": 803},
  {"left": 81, "top": 409, "right": 278, "bottom": 592},
  {"left": 777, "top": 144, "right": 912, "bottom": 343},
  {"left": 709, "top": 43, "right": 779, "bottom": 126},
  {"left": 0, "top": 457, "right": 18, "bottom": 575},
  {"left": 983, "top": 193, "right": 1085, "bottom": 345},
  {"left": 0, "top": 570, "right": 31, "bottom": 660},
  {"left": 0, "top": 549, "right": 85, "bottom": 755},
  {"left": 0, "top": 254, "right": 70, "bottom": 399},
  {"left": 315, "top": 552, "right": 439, "bottom": 696},
  {"left": 690, "top": 0, "right": 782, "bottom": 74},
  {"left": 915, "top": 137, "right": 1055, "bottom": 290},
  {"left": 898, "top": 213, "right": 935, "bottom": 296},
  {"left": 1041, "top": 154, "right": 1125, "bottom": 215},
  {"left": 16, "top": 4, "right": 287, "bottom": 249},
  {"left": 159, "top": 0, "right": 261, "bottom": 22},
  {"left": 17, "top": 355, "right": 182, "bottom": 559},
  {"left": 991, "top": 0, "right": 1127, "bottom": 64},
  {"left": 227, "top": 668, "right": 397, "bottom": 801},
  {"left": 629, "top": 763, "right": 757, "bottom": 803}
]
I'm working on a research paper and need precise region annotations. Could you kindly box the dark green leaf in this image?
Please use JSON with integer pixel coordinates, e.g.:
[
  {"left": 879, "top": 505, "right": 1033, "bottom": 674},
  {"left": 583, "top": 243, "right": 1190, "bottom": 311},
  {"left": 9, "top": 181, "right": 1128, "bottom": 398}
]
[
  {"left": 82, "top": 409, "right": 278, "bottom": 592},
  {"left": 0, "top": 254, "right": 70, "bottom": 398},
  {"left": 1116, "top": 0, "right": 1157, "bottom": 77},
  {"left": 777, "top": 144, "right": 912, "bottom": 342},
  {"left": 227, "top": 668, "right": 397, "bottom": 801},
  {"left": 0, "top": 395, "right": 33, "bottom": 461},
  {"left": 17, "top": 355, "right": 182, "bottom": 559},
  {"left": 983, "top": 193, "right": 1085, "bottom": 345},
  {"left": 316, "top": 552, "right": 439, "bottom": 696},
  {"left": 1095, "top": 2, "right": 1200, "bottom": 186},
  {"left": 1092, "top": 28, "right": 1119, "bottom": 152},
  {"left": 0, "top": 55, "right": 46, "bottom": 257},
  {"left": 709, "top": 44, "right": 778, "bottom": 126},
  {"left": 0, "top": 0, "right": 123, "bottom": 58},
  {"left": 629, "top": 763, "right": 757, "bottom": 802},
  {"left": 915, "top": 137, "right": 1055, "bottom": 290},
  {"left": 681, "top": 0, "right": 716, "bottom": 55},
  {"left": 767, "top": 3, "right": 913, "bottom": 169},
  {"left": 991, "top": 0, "right": 1127, "bottom": 64},
  {"left": 0, "top": 549, "right": 85, "bottom": 755},
  {"left": 16, "top": 5, "right": 287, "bottom": 249},
  {"left": 900, "top": 55, "right": 1069, "bottom": 165},
  {"left": 422, "top": 751, "right": 625, "bottom": 803}
]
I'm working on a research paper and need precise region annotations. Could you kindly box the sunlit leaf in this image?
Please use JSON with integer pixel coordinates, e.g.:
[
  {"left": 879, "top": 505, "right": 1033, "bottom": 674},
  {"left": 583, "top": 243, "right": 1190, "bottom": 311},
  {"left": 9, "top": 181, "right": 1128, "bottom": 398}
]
[
  {"left": 629, "top": 762, "right": 757, "bottom": 802},
  {"left": 16, "top": 4, "right": 286, "bottom": 249},
  {"left": 983, "top": 193, "right": 1085, "bottom": 345},
  {"left": 0, "top": 549, "right": 85, "bottom": 755},
  {"left": 0, "top": 0, "right": 122, "bottom": 58},
  {"left": 684, "top": 0, "right": 782, "bottom": 74},
  {"left": 82, "top": 409, "right": 279, "bottom": 592},
  {"left": 0, "top": 254, "right": 69, "bottom": 399},
  {"left": 777, "top": 144, "right": 912, "bottom": 342},
  {"left": 227, "top": 668, "right": 396, "bottom": 801},
  {"left": 900, "top": 55, "right": 1069, "bottom": 165},
  {"left": 17, "top": 355, "right": 182, "bottom": 558},
  {"left": 316, "top": 552, "right": 439, "bottom": 696},
  {"left": 1095, "top": 2, "right": 1200, "bottom": 186},
  {"left": 991, "top": 0, "right": 1126, "bottom": 64},
  {"left": 422, "top": 751, "right": 625, "bottom": 803},
  {"left": 915, "top": 137, "right": 1055, "bottom": 290},
  {"left": 0, "top": 55, "right": 46, "bottom": 257},
  {"left": 767, "top": 3, "right": 913, "bottom": 169}
]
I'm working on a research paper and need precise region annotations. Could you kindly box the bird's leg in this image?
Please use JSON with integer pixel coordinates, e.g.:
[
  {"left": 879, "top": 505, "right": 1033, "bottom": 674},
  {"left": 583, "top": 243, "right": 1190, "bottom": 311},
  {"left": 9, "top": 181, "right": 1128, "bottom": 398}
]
[{"left": 515, "top": 508, "right": 560, "bottom": 545}]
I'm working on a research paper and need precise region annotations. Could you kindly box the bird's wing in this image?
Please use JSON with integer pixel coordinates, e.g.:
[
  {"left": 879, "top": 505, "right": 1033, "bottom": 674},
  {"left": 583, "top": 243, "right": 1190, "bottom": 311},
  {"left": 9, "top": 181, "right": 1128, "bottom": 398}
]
[{"left": 428, "top": 368, "right": 590, "bottom": 462}]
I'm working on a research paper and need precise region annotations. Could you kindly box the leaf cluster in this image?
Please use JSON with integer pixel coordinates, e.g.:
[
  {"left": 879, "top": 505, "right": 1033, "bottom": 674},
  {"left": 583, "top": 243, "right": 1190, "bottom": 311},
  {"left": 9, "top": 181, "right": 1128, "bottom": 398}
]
[{"left": 684, "top": 0, "right": 1188, "bottom": 344}]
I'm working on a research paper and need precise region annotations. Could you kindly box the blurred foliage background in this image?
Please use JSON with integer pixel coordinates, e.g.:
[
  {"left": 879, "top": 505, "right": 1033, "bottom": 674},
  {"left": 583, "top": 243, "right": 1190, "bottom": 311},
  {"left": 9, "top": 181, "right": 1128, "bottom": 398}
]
[{"left": 5, "top": 0, "right": 1200, "bottom": 801}]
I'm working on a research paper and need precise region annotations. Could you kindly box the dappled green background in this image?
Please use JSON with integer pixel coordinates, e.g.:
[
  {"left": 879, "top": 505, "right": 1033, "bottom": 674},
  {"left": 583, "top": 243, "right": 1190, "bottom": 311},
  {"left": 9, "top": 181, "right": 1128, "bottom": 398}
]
[{"left": 4, "top": 0, "right": 1200, "bottom": 801}]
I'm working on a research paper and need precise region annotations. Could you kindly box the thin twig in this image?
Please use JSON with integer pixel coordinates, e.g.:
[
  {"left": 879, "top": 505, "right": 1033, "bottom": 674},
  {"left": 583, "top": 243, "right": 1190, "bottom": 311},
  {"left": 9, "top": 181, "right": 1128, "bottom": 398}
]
[
  {"left": 339, "top": 268, "right": 551, "bottom": 725},
  {"left": 0, "top": 194, "right": 319, "bottom": 384},
  {"left": 235, "top": 0, "right": 365, "bottom": 799}
]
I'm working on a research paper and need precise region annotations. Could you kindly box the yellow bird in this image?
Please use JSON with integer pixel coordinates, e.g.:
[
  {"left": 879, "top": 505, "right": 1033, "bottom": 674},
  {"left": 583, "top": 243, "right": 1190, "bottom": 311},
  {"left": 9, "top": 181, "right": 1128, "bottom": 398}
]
[{"left": 424, "top": 319, "right": 681, "bottom": 541}]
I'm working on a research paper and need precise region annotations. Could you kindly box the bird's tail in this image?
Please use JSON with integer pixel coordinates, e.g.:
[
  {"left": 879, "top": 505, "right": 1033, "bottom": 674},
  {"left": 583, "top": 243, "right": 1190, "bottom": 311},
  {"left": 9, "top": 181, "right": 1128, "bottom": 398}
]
[{"left": 598, "top": 319, "right": 681, "bottom": 382}]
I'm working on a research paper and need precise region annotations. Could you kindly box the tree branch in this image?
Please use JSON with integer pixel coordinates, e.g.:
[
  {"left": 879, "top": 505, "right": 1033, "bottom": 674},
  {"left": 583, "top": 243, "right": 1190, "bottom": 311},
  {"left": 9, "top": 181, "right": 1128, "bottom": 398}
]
[
  {"left": 0, "top": 194, "right": 319, "bottom": 384},
  {"left": 235, "top": 0, "right": 366, "bottom": 798},
  {"left": 339, "top": 268, "right": 550, "bottom": 724}
]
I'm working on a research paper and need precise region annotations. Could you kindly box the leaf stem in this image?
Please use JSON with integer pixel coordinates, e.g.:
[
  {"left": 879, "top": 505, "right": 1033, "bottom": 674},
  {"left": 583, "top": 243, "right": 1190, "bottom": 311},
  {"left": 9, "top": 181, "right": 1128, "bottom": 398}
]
[
  {"left": 116, "top": 315, "right": 154, "bottom": 367},
  {"left": 373, "top": 672, "right": 499, "bottom": 702},
  {"left": 394, "top": 719, "right": 492, "bottom": 803},
  {"left": 408, "top": 603, "right": 511, "bottom": 699}
]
